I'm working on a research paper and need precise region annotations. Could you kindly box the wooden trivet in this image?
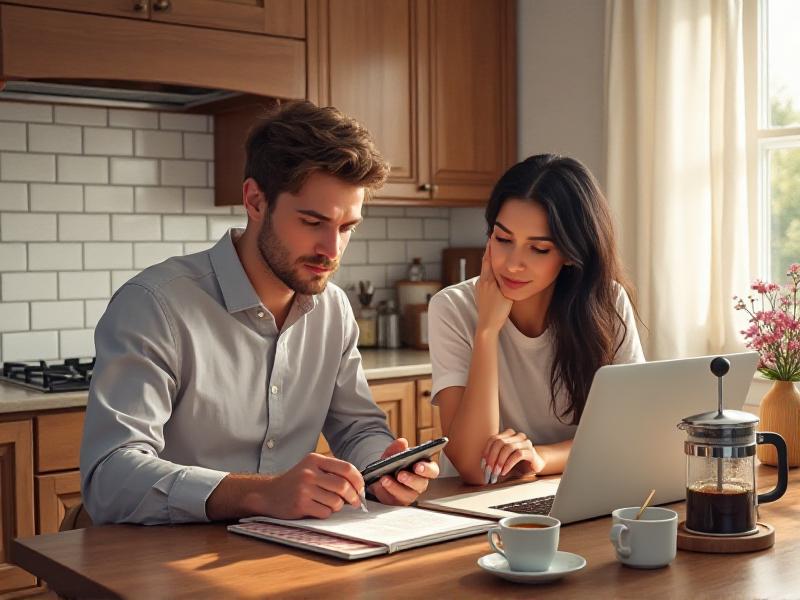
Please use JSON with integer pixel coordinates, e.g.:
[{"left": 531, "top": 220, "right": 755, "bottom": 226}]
[{"left": 677, "top": 521, "right": 774, "bottom": 553}]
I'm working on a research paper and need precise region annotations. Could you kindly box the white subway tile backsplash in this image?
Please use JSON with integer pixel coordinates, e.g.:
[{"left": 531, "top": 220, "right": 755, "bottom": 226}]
[
  {"left": 0, "top": 302, "right": 29, "bottom": 333},
  {"left": 84, "top": 243, "right": 133, "bottom": 270},
  {"left": 350, "top": 265, "right": 387, "bottom": 288},
  {"left": 231, "top": 206, "right": 246, "bottom": 215},
  {"left": 54, "top": 105, "right": 107, "bottom": 126},
  {"left": 1, "top": 213, "right": 57, "bottom": 241},
  {"left": 135, "top": 130, "right": 182, "bottom": 158},
  {"left": 0, "top": 122, "right": 26, "bottom": 151},
  {"left": 405, "top": 240, "right": 449, "bottom": 263},
  {"left": 163, "top": 216, "right": 206, "bottom": 241},
  {"left": 0, "top": 243, "right": 26, "bottom": 271},
  {"left": 111, "top": 214, "right": 161, "bottom": 241},
  {"left": 0, "top": 102, "right": 52, "bottom": 123},
  {"left": 387, "top": 218, "right": 423, "bottom": 240},
  {"left": 59, "top": 213, "right": 110, "bottom": 241},
  {"left": 208, "top": 162, "right": 215, "bottom": 187},
  {"left": 110, "top": 158, "right": 158, "bottom": 185},
  {"left": 109, "top": 109, "right": 158, "bottom": 129},
  {"left": 183, "top": 133, "right": 213, "bottom": 160},
  {"left": 2, "top": 330, "right": 59, "bottom": 361},
  {"left": 28, "top": 243, "right": 82, "bottom": 271},
  {"left": 135, "top": 186, "right": 182, "bottom": 213},
  {"left": 85, "top": 185, "right": 134, "bottom": 213},
  {"left": 85, "top": 299, "right": 109, "bottom": 328},
  {"left": 59, "top": 271, "right": 110, "bottom": 299},
  {"left": 184, "top": 187, "right": 229, "bottom": 214},
  {"left": 341, "top": 240, "right": 366, "bottom": 265},
  {"left": 424, "top": 218, "right": 449, "bottom": 240},
  {"left": 353, "top": 217, "right": 386, "bottom": 240},
  {"left": 159, "top": 112, "right": 207, "bottom": 132},
  {"left": 84, "top": 127, "right": 133, "bottom": 156},
  {"left": 0, "top": 182, "right": 28, "bottom": 211},
  {"left": 29, "top": 124, "right": 82, "bottom": 154},
  {"left": 60, "top": 329, "right": 95, "bottom": 358},
  {"left": 365, "top": 206, "right": 404, "bottom": 217},
  {"left": 1, "top": 152, "right": 56, "bottom": 182},
  {"left": 208, "top": 216, "right": 246, "bottom": 240},
  {"left": 58, "top": 155, "right": 109, "bottom": 184},
  {"left": 134, "top": 242, "right": 183, "bottom": 269},
  {"left": 31, "top": 300, "right": 84, "bottom": 330},
  {"left": 161, "top": 160, "right": 206, "bottom": 186},
  {"left": 368, "top": 241, "right": 407, "bottom": 264},
  {"left": 30, "top": 183, "right": 83, "bottom": 212},
  {"left": 111, "top": 270, "right": 139, "bottom": 292},
  {"left": 184, "top": 241, "right": 215, "bottom": 254},
  {"left": 2, "top": 272, "right": 58, "bottom": 301},
  {"left": 405, "top": 207, "right": 449, "bottom": 217}
]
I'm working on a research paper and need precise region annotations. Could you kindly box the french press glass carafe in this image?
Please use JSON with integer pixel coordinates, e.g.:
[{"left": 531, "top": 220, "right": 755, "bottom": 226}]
[{"left": 678, "top": 357, "right": 789, "bottom": 536}]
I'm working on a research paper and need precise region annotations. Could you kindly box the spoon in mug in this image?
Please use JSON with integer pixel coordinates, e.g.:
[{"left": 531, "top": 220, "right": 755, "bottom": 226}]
[{"left": 635, "top": 489, "right": 656, "bottom": 520}]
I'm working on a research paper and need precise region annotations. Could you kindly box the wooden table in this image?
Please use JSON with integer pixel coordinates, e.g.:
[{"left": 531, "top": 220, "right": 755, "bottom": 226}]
[{"left": 11, "top": 466, "right": 800, "bottom": 599}]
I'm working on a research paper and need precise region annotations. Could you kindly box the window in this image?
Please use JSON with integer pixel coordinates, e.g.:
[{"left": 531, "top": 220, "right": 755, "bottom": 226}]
[{"left": 749, "top": 0, "right": 800, "bottom": 281}]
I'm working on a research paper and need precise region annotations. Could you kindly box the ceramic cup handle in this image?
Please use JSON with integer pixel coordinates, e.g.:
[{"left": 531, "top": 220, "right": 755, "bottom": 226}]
[
  {"left": 609, "top": 523, "right": 632, "bottom": 558},
  {"left": 487, "top": 527, "right": 506, "bottom": 559}
]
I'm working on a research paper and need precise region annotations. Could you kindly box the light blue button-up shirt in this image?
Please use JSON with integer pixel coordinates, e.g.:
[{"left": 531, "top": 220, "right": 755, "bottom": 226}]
[{"left": 81, "top": 229, "right": 393, "bottom": 525}]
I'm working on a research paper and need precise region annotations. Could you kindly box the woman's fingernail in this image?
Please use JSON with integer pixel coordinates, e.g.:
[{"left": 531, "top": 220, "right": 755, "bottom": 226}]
[
  {"left": 415, "top": 463, "right": 425, "bottom": 474},
  {"left": 484, "top": 465, "right": 492, "bottom": 484},
  {"left": 491, "top": 467, "right": 500, "bottom": 484},
  {"left": 480, "top": 457, "right": 486, "bottom": 471}
]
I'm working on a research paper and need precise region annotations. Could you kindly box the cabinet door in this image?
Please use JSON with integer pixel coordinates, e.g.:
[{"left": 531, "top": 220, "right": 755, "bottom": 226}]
[
  {"left": 36, "top": 471, "right": 82, "bottom": 535},
  {"left": 150, "top": 0, "right": 305, "bottom": 38},
  {"left": 307, "top": 0, "right": 431, "bottom": 202},
  {"left": 0, "top": 420, "right": 36, "bottom": 595},
  {"left": 428, "top": 0, "right": 516, "bottom": 203},
  {"left": 371, "top": 380, "right": 416, "bottom": 446},
  {"left": 0, "top": 0, "right": 150, "bottom": 19}
]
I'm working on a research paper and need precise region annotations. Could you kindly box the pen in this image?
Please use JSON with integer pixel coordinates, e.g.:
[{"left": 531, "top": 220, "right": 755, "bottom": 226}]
[{"left": 359, "top": 488, "right": 369, "bottom": 513}]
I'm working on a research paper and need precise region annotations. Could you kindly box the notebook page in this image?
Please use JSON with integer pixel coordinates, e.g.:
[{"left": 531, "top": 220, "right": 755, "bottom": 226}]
[{"left": 242, "top": 501, "right": 493, "bottom": 550}]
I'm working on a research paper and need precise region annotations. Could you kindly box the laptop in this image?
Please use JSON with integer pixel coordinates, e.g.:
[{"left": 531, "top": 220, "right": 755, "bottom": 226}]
[{"left": 419, "top": 352, "right": 759, "bottom": 524}]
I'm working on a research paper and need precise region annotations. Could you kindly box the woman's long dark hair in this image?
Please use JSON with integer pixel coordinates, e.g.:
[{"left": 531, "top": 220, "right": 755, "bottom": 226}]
[{"left": 485, "top": 154, "right": 637, "bottom": 425}]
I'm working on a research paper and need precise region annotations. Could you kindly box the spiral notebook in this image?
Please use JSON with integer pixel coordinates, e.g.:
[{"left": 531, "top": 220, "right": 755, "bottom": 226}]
[{"left": 227, "top": 500, "right": 493, "bottom": 560}]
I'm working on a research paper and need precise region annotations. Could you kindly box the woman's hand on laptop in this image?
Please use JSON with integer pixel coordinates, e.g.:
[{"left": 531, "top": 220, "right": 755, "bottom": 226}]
[{"left": 481, "top": 429, "right": 546, "bottom": 484}]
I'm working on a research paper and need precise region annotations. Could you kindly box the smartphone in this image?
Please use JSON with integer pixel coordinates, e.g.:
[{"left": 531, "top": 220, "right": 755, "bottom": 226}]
[{"left": 361, "top": 437, "right": 448, "bottom": 486}]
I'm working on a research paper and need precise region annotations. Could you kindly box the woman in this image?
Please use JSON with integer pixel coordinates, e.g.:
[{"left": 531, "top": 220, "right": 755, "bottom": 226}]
[{"left": 428, "top": 154, "right": 644, "bottom": 485}]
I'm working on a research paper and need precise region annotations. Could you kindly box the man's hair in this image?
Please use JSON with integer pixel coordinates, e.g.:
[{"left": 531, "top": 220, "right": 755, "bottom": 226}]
[{"left": 244, "top": 100, "right": 389, "bottom": 210}]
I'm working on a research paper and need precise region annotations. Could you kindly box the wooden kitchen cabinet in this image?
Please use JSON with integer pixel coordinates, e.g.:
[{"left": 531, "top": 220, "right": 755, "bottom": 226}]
[
  {"left": 306, "top": 0, "right": 516, "bottom": 206},
  {"left": 0, "top": 0, "right": 151, "bottom": 19},
  {"left": 36, "top": 471, "right": 81, "bottom": 536},
  {"left": 371, "top": 380, "right": 417, "bottom": 447},
  {"left": 0, "top": 420, "right": 36, "bottom": 597}
]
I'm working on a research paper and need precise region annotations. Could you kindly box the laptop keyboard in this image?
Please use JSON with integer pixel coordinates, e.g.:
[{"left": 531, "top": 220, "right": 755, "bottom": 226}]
[{"left": 490, "top": 495, "right": 556, "bottom": 515}]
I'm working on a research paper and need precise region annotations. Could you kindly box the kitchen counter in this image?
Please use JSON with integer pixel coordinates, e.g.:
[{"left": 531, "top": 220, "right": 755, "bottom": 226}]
[{"left": 0, "top": 349, "right": 432, "bottom": 415}]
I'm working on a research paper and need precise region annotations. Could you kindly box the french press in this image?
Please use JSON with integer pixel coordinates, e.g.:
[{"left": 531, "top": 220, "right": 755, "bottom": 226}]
[{"left": 678, "top": 357, "right": 789, "bottom": 536}]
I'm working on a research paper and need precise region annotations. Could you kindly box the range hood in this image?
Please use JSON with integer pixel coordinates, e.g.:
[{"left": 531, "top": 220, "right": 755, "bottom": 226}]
[{"left": 0, "top": 79, "right": 241, "bottom": 111}]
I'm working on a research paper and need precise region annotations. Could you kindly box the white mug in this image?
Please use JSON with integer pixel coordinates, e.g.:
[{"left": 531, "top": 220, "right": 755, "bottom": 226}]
[
  {"left": 609, "top": 507, "right": 678, "bottom": 569},
  {"left": 487, "top": 515, "right": 560, "bottom": 572}
]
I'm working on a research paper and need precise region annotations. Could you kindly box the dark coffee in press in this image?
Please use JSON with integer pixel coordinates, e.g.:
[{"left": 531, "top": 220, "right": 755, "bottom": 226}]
[{"left": 685, "top": 484, "right": 755, "bottom": 534}]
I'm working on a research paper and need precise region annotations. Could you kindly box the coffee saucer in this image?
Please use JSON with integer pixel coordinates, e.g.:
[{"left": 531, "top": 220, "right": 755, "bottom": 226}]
[{"left": 477, "top": 550, "right": 587, "bottom": 584}]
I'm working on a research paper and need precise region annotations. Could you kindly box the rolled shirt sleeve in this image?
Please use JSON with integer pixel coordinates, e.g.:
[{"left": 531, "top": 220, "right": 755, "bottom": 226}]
[
  {"left": 322, "top": 294, "right": 394, "bottom": 470},
  {"left": 80, "top": 284, "right": 227, "bottom": 525}
]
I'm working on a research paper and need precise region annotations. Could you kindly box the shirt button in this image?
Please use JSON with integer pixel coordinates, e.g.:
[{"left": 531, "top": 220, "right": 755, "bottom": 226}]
[
  {"left": 266, "top": 439, "right": 275, "bottom": 449},
  {"left": 271, "top": 385, "right": 278, "bottom": 394},
  {"left": 256, "top": 310, "right": 265, "bottom": 318}
]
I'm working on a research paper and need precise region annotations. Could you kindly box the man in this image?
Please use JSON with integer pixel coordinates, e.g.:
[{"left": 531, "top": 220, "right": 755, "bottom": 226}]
[{"left": 81, "top": 101, "right": 439, "bottom": 525}]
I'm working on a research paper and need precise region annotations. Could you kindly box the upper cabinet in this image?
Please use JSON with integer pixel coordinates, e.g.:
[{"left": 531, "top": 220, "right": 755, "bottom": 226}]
[
  {"left": 0, "top": 0, "right": 305, "bottom": 36},
  {"left": 307, "top": 0, "right": 516, "bottom": 206}
]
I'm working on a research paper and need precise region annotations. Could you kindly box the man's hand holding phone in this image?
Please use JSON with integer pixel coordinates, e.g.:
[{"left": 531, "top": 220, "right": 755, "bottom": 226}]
[{"left": 364, "top": 437, "right": 444, "bottom": 506}]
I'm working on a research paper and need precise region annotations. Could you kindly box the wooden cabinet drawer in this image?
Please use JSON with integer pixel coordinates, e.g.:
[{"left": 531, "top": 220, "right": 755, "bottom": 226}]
[
  {"left": 36, "top": 470, "right": 82, "bottom": 535},
  {"left": 415, "top": 378, "right": 435, "bottom": 428},
  {"left": 35, "top": 411, "right": 85, "bottom": 473}
]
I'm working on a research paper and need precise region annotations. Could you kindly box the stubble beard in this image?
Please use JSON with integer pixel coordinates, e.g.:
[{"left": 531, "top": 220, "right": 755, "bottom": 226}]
[{"left": 257, "top": 213, "right": 339, "bottom": 295}]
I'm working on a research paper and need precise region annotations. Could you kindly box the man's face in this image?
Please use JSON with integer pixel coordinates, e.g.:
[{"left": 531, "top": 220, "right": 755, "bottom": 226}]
[{"left": 257, "top": 172, "right": 364, "bottom": 295}]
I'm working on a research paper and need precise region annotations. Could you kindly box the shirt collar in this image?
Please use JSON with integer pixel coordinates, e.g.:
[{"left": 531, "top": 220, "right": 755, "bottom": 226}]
[{"left": 209, "top": 228, "right": 318, "bottom": 317}]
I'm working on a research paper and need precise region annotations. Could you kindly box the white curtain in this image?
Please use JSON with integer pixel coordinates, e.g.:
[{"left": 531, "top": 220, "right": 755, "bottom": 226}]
[{"left": 606, "top": 0, "right": 752, "bottom": 360}]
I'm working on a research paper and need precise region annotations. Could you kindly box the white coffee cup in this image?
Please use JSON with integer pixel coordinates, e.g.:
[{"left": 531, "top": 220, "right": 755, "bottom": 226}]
[
  {"left": 487, "top": 515, "right": 560, "bottom": 572},
  {"left": 609, "top": 507, "right": 678, "bottom": 569}
]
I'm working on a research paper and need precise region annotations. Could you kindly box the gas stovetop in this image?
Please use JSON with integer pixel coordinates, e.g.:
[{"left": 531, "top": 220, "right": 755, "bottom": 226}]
[{"left": 0, "top": 358, "right": 95, "bottom": 393}]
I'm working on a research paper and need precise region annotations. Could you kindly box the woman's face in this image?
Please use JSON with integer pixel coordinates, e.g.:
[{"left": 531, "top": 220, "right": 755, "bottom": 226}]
[{"left": 489, "top": 198, "right": 569, "bottom": 302}]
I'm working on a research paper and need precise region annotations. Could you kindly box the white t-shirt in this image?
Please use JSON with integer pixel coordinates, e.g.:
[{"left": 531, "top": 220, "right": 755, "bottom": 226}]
[{"left": 428, "top": 277, "right": 645, "bottom": 475}]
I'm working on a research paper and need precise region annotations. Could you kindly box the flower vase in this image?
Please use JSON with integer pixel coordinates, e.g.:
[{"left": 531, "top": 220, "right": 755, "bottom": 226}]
[{"left": 757, "top": 380, "right": 800, "bottom": 467}]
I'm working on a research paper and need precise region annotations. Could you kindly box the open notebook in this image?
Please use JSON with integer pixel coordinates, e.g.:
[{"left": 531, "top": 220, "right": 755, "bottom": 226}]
[{"left": 227, "top": 500, "right": 493, "bottom": 560}]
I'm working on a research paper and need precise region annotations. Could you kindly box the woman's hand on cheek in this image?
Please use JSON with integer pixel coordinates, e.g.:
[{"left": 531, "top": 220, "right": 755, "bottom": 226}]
[{"left": 476, "top": 241, "right": 513, "bottom": 333}]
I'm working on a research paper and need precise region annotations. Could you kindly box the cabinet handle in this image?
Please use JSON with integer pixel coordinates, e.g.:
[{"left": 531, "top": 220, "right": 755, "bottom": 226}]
[
  {"left": 153, "top": 0, "right": 171, "bottom": 11},
  {"left": 133, "top": 0, "right": 148, "bottom": 11},
  {"left": 421, "top": 390, "right": 431, "bottom": 397},
  {"left": 419, "top": 183, "right": 432, "bottom": 192}
]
